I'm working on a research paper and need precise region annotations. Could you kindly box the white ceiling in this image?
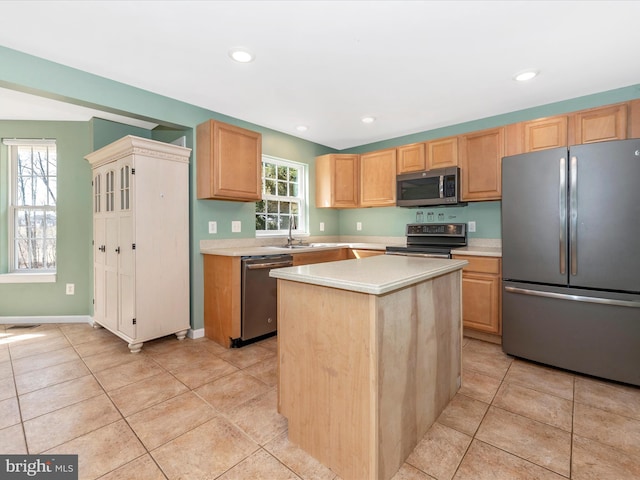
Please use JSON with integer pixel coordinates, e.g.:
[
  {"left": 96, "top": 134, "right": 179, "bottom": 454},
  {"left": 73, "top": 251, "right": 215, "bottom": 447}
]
[{"left": 1, "top": 1, "right": 640, "bottom": 150}]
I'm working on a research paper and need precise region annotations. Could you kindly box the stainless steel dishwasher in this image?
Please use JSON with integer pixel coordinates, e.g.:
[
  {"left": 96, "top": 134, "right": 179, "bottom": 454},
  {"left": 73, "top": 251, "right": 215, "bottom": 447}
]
[{"left": 235, "top": 254, "right": 293, "bottom": 347}]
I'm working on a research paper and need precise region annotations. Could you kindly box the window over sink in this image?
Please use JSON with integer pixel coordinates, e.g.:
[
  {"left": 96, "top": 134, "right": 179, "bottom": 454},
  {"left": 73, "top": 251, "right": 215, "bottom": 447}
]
[{"left": 255, "top": 155, "right": 307, "bottom": 236}]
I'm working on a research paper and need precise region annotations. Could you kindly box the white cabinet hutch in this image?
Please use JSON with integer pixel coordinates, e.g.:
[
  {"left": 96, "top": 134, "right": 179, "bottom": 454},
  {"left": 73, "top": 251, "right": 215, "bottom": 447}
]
[{"left": 86, "top": 136, "right": 191, "bottom": 352}]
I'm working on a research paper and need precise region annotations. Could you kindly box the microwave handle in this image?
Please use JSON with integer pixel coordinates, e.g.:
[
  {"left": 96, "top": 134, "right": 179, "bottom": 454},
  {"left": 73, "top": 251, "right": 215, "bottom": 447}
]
[{"left": 439, "top": 175, "right": 444, "bottom": 198}]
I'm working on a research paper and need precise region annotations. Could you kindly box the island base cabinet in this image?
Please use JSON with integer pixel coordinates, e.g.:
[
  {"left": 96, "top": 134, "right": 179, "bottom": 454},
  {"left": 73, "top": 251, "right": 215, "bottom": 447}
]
[{"left": 277, "top": 271, "right": 462, "bottom": 480}]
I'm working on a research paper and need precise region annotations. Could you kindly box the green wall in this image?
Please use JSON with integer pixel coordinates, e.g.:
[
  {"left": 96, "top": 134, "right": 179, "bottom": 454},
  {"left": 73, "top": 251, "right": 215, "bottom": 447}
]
[
  {"left": 1, "top": 45, "right": 639, "bottom": 330},
  {"left": 338, "top": 202, "right": 501, "bottom": 239},
  {"left": 0, "top": 121, "right": 92, "bottom": 315},
  {"left": 90, "top": 117, "right": 152, "bottom": 150}
]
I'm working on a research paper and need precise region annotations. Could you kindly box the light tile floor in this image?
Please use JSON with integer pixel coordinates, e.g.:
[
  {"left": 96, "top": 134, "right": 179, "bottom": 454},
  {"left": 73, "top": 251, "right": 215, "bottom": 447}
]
[{"left": 1, "top": 323, "right": 640, "bottom": 479}]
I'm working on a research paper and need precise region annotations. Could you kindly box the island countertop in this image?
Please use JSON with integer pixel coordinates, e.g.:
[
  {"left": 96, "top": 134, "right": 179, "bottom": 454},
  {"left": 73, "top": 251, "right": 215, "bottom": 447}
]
[{"left": 269, "top": 254, "right": 467, "bottom": 295}]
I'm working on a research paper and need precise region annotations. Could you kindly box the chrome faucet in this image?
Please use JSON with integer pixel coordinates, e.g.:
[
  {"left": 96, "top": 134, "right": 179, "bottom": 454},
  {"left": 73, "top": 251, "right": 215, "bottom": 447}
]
[{"left": 286, "top": 216, "right": 297, "bottom": 246}]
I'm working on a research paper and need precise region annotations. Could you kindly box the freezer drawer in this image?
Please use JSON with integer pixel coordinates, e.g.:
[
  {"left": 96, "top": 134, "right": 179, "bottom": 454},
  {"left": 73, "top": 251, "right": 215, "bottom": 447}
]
[{"left": 502, "top": 281, "right": 640, "bottom": 386}]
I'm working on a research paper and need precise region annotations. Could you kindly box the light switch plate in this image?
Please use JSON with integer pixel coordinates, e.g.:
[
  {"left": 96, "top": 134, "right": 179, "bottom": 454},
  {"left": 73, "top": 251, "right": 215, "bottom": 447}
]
[
  {"left": 356, "top": 222, "right": 362, "bottom": 231},
  {"left": 208, "top": 221, "right": 217, "bottom": 234},
  {"left": 66, "top": 283, "right": 75, "bottom": 295},
  {"left": 319, "top": 222, "right": 325, "bottom": 232},
  {"left": 231, "top": 221, "right": 241, "bottom": 233},
  {"left": 468, "top": 221, "right": 476, "bottom": 233}
]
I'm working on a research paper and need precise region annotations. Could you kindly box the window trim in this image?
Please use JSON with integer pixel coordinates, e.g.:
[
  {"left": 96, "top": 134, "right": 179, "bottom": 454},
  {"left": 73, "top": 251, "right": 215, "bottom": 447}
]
[
  {"left": 256, "top": 155, "right": 308, "bottom": 237},
  {"left": 3, "top": 138, "right": 57, "bottom": 273}
]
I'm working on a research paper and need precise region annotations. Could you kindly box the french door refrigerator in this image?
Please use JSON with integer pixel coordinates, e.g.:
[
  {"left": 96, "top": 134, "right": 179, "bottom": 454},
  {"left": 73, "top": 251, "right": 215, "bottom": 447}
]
[{"left": 501, "top": 139, "right": 640, "bottom": 386}]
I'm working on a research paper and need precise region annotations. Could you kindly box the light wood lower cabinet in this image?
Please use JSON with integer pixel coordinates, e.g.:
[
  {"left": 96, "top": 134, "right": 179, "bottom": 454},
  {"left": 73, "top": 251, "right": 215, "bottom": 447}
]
[
  {"left": 292, "top": 249, "right": 348, "bottom": 266},
  {"left": 203, "top": 255, "right": 242, "bottom": 348},
  {"left": 452, "top": 255, "right": 502, "bottom": 336},
  {"left": 278, "top": 269, "right": 461, "bottom": 480}
]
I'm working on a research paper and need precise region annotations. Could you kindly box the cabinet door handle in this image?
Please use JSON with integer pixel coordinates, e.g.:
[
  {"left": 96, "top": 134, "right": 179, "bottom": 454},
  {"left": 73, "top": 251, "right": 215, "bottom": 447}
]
[
  {"left": 115, "top": 247, "right": 120, "bottom": 254},
  {"left": 99, "top": 245, "right": 106, "bottom": 252}
]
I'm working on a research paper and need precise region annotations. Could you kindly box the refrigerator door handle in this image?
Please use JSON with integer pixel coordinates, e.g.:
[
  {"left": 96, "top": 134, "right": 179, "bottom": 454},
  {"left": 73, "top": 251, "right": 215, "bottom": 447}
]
[
  {"left": 559, "top": 157, "right": 567, "bottom": 275},
  {"left": 439, "top": 175, "right": 444, "bottom": 198},
  {"left": 569, "top": 156, "right": 578, "bottom": 276},
  {"left": 504, "top": 286, "right": 640, "bottom": 308}
]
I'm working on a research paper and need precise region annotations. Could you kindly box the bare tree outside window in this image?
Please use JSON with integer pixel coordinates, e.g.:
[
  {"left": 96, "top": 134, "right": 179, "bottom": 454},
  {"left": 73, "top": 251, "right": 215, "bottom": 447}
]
[{"left": 5, "top": 140, "right": 57, "bottom": 271}]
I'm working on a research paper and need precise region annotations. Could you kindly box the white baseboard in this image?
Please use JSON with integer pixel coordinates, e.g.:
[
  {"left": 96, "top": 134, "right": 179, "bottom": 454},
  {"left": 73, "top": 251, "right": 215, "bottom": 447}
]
[
  {"left": 0, "top": 315, "right": 92, "bottom": 325},
  {"left": 188, "top": 328, "right": 205, "bottom": 339}
]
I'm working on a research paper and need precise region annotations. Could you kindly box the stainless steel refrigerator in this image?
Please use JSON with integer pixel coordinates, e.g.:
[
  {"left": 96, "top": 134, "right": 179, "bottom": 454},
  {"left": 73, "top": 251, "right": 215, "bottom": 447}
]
[{"left": 501, "top": 139, "right": 640, "bottom": 386}]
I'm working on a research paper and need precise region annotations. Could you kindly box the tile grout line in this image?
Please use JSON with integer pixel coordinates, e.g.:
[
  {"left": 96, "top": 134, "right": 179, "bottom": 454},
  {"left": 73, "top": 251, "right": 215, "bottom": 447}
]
[
  {"left": 65, "top": 328, "right": 171, "bottom": 480},
  {"left": 7, "top": 335, "right": 30, "bottom": 455}
]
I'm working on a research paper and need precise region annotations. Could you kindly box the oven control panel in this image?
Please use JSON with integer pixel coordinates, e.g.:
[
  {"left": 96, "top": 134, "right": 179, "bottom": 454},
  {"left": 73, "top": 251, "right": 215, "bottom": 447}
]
[{"left": 406, "top": 223, "right": 466, "bottom": 236}]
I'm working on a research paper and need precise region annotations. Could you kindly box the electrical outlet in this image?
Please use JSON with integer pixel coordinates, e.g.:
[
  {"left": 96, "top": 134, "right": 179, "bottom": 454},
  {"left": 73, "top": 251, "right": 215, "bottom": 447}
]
[
  {"left": 468, "top": 221, "right": 476, "bottom": 233},
  {"left": 356, "top": 222, "right": 362, "bottom": 231},
  {"left": 319, "top": 222, "right": 325, "bottom": 232},
  {"left": 65, "top": 283, "right": 75, "bottom": 295},
  {"left": 231, "top": 221, "right": 241, "bottom": 233},
  {"left": 208, "top": 221, "right": 217, "bottom": 234}
]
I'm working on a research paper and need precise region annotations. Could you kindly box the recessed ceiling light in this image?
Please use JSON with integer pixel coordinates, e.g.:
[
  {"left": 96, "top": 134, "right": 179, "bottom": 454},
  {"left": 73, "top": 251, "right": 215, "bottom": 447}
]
[
  {"left": 296, "top": 125, "right": 309, "bottom": 132},
  {"left": 514, "top": 70, "right": 539, "bottom": 82},
  {"left": 229, "top": 48, "right": 254, "bottom": 63},
  {"left": 361, "top": 116, "right": 376, "bottom": 124}
]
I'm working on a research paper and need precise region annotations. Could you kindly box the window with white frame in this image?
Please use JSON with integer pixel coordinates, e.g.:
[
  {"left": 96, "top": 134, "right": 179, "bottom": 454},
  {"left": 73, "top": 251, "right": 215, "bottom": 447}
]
[
  {"left": 255, "top": 155, "right": 307, "bottom": 235},
  {"left": 3, "top": 139, "right": 57, "bottom": 271}
]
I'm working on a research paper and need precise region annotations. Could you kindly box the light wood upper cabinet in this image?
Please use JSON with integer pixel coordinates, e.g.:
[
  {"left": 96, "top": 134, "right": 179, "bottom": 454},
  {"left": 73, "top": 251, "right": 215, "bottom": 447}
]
[
  {"left": 630, "top": 99, "right": 640, "bottom": 138},
  {"left": 360, "top": 148, "right": 397, "bottom": 207},
  {"left": 196, "top": 120, "right": 262, "bottom": 201},
  {"left": 459, "top": 127, "right": 504, "bottom": 201},
  {"left": 426, "top": 135, "right": 458, "bottom": 169},
  {"left": 570, "top": 103, "right": 628, "bottom": 145},
  {"left": 397, "top": 142, "right": 426, "bottom": 173},
  {"left": 522, "top": 116, "right": 568, "bottom": 152},
  {"left": 315, "top": 154, "right": 359, "bottom": 208}
]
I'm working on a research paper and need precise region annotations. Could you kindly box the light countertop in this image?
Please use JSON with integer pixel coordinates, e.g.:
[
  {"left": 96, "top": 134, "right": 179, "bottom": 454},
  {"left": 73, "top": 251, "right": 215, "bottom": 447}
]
[
  {"left": 269, "top": 255, "right": 468, "bottom": 295},
  {"left": 200, "top": 242, "right": 501, "bottom": 258},
  {"left": 199, "top": 242, "right": 392, "bottom": 257}
]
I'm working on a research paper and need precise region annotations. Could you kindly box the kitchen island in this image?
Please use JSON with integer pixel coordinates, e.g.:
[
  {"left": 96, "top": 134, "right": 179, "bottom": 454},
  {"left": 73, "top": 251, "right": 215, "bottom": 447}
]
[{"left": 270, "top": 255, "right": 467, "bottom": 480}]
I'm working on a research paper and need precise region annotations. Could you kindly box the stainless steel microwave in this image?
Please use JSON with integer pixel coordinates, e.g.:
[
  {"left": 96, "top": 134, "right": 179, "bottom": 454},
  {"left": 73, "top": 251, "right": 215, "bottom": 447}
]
[{"left": 396, "top": 167, "right": 460, "bottom": 207}]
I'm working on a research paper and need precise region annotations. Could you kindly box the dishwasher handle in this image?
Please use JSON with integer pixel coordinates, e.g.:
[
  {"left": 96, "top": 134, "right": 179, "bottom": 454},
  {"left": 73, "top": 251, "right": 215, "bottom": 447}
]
[{"left": 246, "top": 261, "right": 293, "bottom": 270}]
